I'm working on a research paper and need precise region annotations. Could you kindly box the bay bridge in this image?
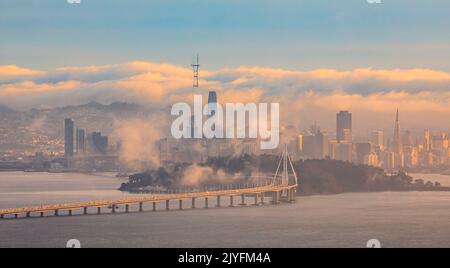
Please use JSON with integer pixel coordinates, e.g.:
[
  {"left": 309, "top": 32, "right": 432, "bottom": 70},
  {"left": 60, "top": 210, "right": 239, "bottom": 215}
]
[{"left": 0, "top": 148, "right": 298, "bottom": 220}]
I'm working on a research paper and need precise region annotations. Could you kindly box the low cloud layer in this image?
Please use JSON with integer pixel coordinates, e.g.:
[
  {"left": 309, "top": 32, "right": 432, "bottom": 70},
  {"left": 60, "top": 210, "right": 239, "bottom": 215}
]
[{"left": 1, "top": 61, "right": 450, "bottom": 134}]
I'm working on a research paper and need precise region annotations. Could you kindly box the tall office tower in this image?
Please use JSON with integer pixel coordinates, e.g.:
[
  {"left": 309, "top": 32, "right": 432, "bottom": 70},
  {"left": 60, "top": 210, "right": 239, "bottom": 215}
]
[
  {"left": 298, "top": 131, "right": 303, "bottom": 153},
  {"left": 364, "top": 153, "right": 379, "bottom": 167},
  {"left": 338, "top": 142, "right": 353, "bottom": 162},
  {"left": 404, "top": 146, "right": 419, "bottom": 167},
  {"left": 403, "top": 130, "right": 414, "bottom": 148},
  {"left": 382, "top": 151, "right": 396, "bottom": 171},
  {"left": 336, "top": 111, "right": 352, "bottom": 142},
  {"left": 342, "top": 129, "right": 352, "bottom": 143},
  {"left": 64, "top": 118, "right": 74, "bottom": 157},
  {"left": 91, "top": 132, "right": 108, "bottom": 154},
  {"left": 302, "top": 135, "right": 316, "bottom": 159},
  {"left": 393, "top": 109, "right": 402, "bottom": 155},
  {"left": 315, "top": 128, "right": 329, "bottom": 159},
  {"left": 423, "top": 129, "right": 431, "bottom": 152},
  {"left": 158, "top": 138, "right": 169, "bottom": 165},
  {"left": 372, "top": 131, "right": 385, "bottom": 151},
  {"left": 207, "top": 91, "right": 219, "bottom": 135},
  {"left": 76, "top": 128, "right": 86, "bottom": 154},
  {"left": 301, "top": 128, "right": 328, "bottom": 159},
  {"left": 207, "top": 91, "right": 218, "bottom": 118}
]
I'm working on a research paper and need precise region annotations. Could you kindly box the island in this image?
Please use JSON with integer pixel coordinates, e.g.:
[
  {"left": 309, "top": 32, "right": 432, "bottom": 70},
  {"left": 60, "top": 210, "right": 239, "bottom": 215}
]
[{"left": 119, "top": 155, "right": 450, "bottom": 195}]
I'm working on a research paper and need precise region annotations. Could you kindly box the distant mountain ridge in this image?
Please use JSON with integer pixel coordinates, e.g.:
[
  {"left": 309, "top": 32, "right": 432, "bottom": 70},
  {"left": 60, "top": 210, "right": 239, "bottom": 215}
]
[
  {"left": 30, "top": 101, "right": 144, "bottom": 114},
  {"left": 0, "top": 102, "right": 159, "bottom": 153}
]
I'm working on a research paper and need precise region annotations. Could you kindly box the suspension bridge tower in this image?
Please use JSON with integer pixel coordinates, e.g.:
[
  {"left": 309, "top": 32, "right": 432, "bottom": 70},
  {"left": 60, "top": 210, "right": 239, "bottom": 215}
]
[{"left": 273, "top": 145, "right": 299, "bottom": 199}]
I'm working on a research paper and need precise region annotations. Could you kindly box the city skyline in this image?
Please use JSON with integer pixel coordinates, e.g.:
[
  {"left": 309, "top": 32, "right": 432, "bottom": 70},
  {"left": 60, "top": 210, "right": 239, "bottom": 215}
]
[
  {"left": 298, "top": 108, "right": 450, "bottom": 171},
  {"left": 18, "top": 105, "right": 450, "bottom": 173}
]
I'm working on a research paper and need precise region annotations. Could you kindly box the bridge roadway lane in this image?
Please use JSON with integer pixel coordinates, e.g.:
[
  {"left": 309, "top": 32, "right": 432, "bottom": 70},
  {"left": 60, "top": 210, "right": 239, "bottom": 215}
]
[{"left": 0, "top": 184, "right": 297, "bottom": 218}]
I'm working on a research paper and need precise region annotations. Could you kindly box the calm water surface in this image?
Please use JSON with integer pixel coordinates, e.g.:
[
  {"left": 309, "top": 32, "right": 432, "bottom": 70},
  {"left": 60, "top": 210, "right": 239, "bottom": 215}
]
[{"left": 0, "top": 172, "right": 449, "bottom": 248}]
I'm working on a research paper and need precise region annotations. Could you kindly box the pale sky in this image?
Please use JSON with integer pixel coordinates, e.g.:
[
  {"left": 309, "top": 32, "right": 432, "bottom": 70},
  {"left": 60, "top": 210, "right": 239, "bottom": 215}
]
[{"left": 1, "top": 0, "right": 450, "bottom": 71}]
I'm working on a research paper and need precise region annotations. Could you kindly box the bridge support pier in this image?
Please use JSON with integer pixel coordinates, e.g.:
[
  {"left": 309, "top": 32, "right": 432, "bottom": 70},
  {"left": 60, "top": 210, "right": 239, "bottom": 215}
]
[
  {"left": 254, "top": 194, "right": 259, "bottom": 206},
  {"left": 112, "top": 205, "right": 116, "bottom": 214},
  {"left": 83, "top": 207, "right": 88, "bottom": 215},
  {"left": 97, "top": 207, "right": 101, "bottom": 215},
  {"left": 26, "top": 212, "right": 31, "bottom": 218},
  {"left": 179, "top": 200, "right": 183, "bottom": 210},
  {"left": 240, "top": 194, "right": 246, "bottom": 206},
  {"left": 125, "top": 205, "right": 129, "bottom": 213},
  {"left": 192, "top": 198, "right": 196, "bottom": 209},
  {"left": 272, "top": 191, "right": 280, "bottom": 204},
  {"left": 153, "top": 202, "right": 156, "bottom": 212},
  {"left": 229, "top": 196, "right": 234, "bottom": 207},
  {"left": 166, "top": 200, "right": 170, "bottom": 211},
  {"left": 55, "top": 209, "right": 59, "bottom": 216},
  {"left": 205, "top": 197, "right": 209, "bottom": 209},
  {"left": 217, "top": 196, "right": 221, "bottom": 208},
  {"left": 139, "top": 202, "right": 143, "bottom": 212},
  {"left": 40, "top": 212, "right": 44, "bottom": 218},
  {"left": 15, "top": 214, "right": 18, "bottom": 219},
  {"left": 261, "top": 193, "right": 265, "bottom": 204},
  {"left": 68, "top": 210, "right": 72, "bottom": 216},
  {"left": 0, "top": 214, "right": 4, "bottom": 219}
]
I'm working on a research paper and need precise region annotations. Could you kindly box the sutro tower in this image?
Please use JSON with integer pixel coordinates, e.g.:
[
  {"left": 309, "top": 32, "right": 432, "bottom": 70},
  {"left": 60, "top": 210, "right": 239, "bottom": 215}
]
[{"left": 191, "top": 54, "right": 200, "bottom": 88}]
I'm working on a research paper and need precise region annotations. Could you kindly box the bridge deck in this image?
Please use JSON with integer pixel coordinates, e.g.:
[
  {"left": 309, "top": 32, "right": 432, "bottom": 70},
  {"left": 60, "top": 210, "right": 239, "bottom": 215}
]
[{"left": 0, "top": 185, "right": 297, "bottom": 216}]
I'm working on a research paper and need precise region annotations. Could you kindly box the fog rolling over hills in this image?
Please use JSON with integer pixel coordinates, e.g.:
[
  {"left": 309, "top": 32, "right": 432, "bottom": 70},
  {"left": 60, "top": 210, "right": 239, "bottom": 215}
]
[{"left": 0, "top": 102, "right": 166, "bottom": 154}]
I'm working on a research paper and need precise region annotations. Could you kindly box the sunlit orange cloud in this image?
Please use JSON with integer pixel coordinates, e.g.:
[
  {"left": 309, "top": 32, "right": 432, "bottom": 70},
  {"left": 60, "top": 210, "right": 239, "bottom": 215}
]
[
  {"left": 294, "top": 90, "right": 450, "bottom": 114},
  {"left": 114, "top": 72, "right": 191, "bottom": 100},
  {"left": 2, "top": 61, "right": 450, "bottom": 118},
  {"left": 126, "top": 61, "right": 211, "bottom": 76},
  {"left": 217, "top": 87, "right": 263, "bottom": 104},
  {"left": 344, "top": 68, "right": 450, "bottom": 82},
  {"left": 0, "top": 65, "right": 45, "bottom": 79},
  {"left": 217, "top": 66, "right": 450, "bottom": 82},
  {"left": 0, "top": 80, "right": 83, "bottom": 96}
]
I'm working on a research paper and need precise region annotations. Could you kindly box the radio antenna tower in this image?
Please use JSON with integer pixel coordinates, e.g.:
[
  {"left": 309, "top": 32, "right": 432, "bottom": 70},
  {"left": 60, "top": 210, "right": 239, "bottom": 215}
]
[{"left": 191, "top": 54, "right": 200, "bottom": 88}]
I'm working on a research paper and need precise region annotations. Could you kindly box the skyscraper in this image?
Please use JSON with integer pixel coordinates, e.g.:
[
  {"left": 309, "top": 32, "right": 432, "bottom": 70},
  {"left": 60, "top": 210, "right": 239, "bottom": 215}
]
[
  {"left": 393, "top": 109, "right": 402, "bottom": 155},
  {"left": 76, "top": 128, "right": 86, "bottom": 154},
  {"left": 392, "top": 109, "right": 405, "bottom": 169},
  {"left": 207, "top": 91, "right": 218, "bottom": 134},
  {"left": 207, "top": 91, "right": 218, "bottom": 118},
  {"left": 372, "top": 131, "right": 384, "bottom": 151},
  {"left": 301, "top": 128, "right": 328, "bottom": 159},
  {"left": 355, "top": 142, "right": 372, "bottom": 164},
  {"left": 64, "top": 118, "right": 74, "bottom": 157},
  {"left": 91, "top": 132, "right": 108, "bottom": 154},
  {"left": 298, "top": 131, "right": 303, "bottom": 153},
  {"left": 423, "top": 129, "right": 431, "bottom": 152},
  {"left": 336, "top": 111, "right": 352, "bottom": 142}
]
